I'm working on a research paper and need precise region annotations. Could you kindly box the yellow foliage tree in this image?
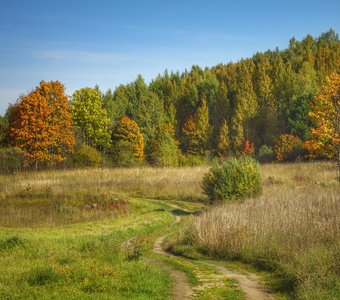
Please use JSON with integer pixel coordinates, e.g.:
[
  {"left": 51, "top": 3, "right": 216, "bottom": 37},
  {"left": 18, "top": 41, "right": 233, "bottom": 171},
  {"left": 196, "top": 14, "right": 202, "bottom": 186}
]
[
  {"left": 113, "top": 116, "right": 145, "bottom": 160},
  {"left": 303, "top": 73, "right": 340, "bottom": 179},
  {"left": 304, "top": 74, "right": 339, "bottom": 157}
]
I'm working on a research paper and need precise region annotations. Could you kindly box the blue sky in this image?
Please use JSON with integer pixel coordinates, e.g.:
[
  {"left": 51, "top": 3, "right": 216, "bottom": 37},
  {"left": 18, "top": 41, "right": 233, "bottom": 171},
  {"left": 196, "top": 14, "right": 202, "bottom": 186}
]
[{"left": 0, "top": 0, "right": 339, "bottom": 115}]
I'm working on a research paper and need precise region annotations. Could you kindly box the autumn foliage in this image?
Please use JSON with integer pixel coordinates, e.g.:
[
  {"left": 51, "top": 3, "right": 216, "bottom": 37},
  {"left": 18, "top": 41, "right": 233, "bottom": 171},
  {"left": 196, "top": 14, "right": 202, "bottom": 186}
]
[
  {"left": 274, "top": 134, "right": 302, "bottom": 162},
  {"left": 303, "top": 73, "right": 340, "bottom": 159},
  {"left": 243, "top": 140, "right": 255, "bottom": 156},
  {"left": 9, "top": 81, "right": 75, "bottom": 165},
  {"left": 113, "top": 116, "right": 145, "bottom": 160},
  {"left": 0, "top": 31, "right": 339, "bottom": 171},
  {"left": 182, "top": 98, "right": 210, "bottom": 155}
]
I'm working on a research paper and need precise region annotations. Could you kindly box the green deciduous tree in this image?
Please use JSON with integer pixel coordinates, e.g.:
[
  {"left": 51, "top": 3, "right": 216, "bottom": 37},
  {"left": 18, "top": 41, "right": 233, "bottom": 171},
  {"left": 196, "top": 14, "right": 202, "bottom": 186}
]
[{"left": 71, "top": 87, "right": 111, "bottom": 150}]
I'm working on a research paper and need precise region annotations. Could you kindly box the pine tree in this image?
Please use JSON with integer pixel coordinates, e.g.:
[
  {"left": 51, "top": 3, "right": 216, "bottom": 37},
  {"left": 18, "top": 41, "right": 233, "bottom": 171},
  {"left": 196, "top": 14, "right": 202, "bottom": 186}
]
[
  {"left": 230, "top": 108, "right": 244, "bottom": 156},
  {"left": 254, "top": 54, "right": 277, "bottom": 146},
  {"left": 182, "top": 97, "right": 210, "bottom": 155},
  {"left": 217, "top": 121, "right": 230, "bottom": 157}
]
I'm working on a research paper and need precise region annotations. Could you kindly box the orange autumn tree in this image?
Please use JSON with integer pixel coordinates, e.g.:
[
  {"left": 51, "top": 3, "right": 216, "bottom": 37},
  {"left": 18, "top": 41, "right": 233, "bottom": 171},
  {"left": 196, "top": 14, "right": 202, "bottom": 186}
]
[
  {"left": 303, "top": 73, "right": 340, "bottom": 179},
  {"left": 112, "top": 116, "right": 145, "bottom": 160},
  {"left": 9, "top": 81, "right": 75, "bottom": 167},
  {"left": 243, "top": 140, "right": 255, "bottom": 156}
]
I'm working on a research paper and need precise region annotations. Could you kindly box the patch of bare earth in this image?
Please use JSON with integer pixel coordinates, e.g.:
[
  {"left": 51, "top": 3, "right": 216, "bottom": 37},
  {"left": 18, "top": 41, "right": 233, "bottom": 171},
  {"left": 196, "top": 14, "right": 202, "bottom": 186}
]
[
  {"left": 153, "top": 211, "right": 275, "bottom": 299},
  {"left": 153, "top": 216, "right": 192, "bottom": 300}
]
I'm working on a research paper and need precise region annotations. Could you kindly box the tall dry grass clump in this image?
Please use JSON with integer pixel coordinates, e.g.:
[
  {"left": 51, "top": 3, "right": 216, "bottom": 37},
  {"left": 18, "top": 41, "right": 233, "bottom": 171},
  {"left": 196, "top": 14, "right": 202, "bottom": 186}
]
[
  {"left": 0, "top": 166, "right": 207, "bottom": 201},
  {"left": 191, "top": 162, "right": 340, "bottom": 298}
]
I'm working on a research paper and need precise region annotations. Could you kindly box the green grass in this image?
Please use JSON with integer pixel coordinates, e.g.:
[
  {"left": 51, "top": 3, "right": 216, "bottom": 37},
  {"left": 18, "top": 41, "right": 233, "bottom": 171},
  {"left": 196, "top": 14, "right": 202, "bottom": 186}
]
[
  {"left": 198, "top": 278, "right": 244, "bottom": 300},
  {"left": 0, "top": 199, "right": 177, "bottom": 299}
]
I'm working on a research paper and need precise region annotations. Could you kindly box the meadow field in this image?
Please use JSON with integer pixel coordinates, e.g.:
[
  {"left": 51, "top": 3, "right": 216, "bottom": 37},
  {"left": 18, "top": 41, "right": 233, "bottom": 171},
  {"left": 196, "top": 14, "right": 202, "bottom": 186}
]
[
  {"left": 171, "top": 162, "right": 340, "bottom": 299},
  {"left": 0, "top": 162, "right": 339, "bottom": 299}
]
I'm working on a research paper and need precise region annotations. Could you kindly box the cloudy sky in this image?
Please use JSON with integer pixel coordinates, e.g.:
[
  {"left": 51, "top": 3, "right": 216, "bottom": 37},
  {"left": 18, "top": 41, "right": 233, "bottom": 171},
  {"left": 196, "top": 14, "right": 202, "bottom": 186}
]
[{"left": 0, "top": 0, "right": 339, "bottom": 114}]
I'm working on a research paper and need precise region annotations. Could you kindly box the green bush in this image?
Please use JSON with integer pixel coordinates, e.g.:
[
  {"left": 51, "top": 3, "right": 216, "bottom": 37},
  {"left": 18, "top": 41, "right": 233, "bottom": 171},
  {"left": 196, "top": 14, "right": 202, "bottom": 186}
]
[
  {"left": 0, "top": 147, "right": 23, "bottom": 173},
  {"left": 202, "top": 156, "right": 262, "bottom": 203},
  {"left": 257, "top": 145, "right": 274, "bottom": 163},
  {"left": 72, "top": 144, "right": 102, "bottom": 167}
]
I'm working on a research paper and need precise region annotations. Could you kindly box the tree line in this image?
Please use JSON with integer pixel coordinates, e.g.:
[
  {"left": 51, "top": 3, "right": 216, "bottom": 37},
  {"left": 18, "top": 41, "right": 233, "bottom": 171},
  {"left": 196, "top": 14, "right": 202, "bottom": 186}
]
[{"left": 0, "top": 30, "right": 339, "bottom": 170}]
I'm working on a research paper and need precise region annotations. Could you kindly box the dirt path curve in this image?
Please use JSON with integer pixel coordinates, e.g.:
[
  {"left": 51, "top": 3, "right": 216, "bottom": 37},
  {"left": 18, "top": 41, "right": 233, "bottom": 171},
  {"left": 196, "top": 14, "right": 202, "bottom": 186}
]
[
  {"left": 153, "top": 214, "right": 192, "bottom": 299},
  {"left": 153, "top": 205, "right": 275, "bottom": 300}
]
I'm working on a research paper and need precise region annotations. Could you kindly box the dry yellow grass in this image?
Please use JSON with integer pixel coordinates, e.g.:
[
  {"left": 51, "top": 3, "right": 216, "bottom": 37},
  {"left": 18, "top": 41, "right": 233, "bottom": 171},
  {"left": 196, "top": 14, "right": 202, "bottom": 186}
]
[
  {"left": 0, "top": 166, "right": 208, "bottom": 201},
  {"left": 0, "top": 166, "right": 208, "bottom": 226},
  {"left": 190, "top": 162, "right": 340, "bottom": 299}
]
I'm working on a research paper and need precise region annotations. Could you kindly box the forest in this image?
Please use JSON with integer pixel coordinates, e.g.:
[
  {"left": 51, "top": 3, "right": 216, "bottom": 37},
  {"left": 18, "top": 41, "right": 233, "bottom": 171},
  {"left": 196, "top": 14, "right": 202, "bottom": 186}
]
[{"left": 0, "top": 29, "right": 339, "bottom": 171}]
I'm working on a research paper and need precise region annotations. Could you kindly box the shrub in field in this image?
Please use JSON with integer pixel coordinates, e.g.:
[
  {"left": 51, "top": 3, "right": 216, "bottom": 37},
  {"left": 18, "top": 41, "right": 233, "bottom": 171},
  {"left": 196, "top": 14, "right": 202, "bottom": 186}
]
[
  {"left": 274, "top": 134, "right": 305, "bottom": 162},
  {"left": 0, "top": 147, "right": 23, "bottom": 173},
  {"left": 257, "top": 145, "right": 274, "bottom": 163},
  {"left": 202, "top": 156, "right": 262, "bottom": 203},
  {"left": 72, "top": 143, "right": 102, "bottom": 167}
]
